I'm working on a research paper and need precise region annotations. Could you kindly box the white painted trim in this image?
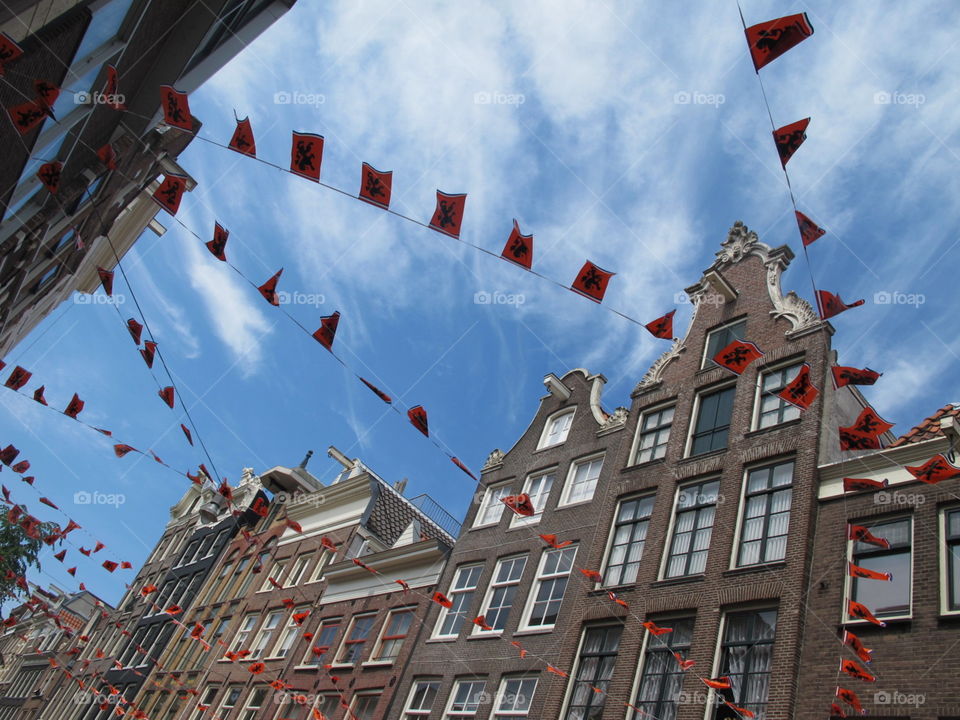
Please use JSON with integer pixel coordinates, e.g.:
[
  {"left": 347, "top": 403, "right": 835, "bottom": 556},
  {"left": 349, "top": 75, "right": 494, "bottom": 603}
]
[
  {"left": 536, "top": 407, "right": 576, "bottom": 450},
  {"left": 628, "top": 400, "right": 675, "bottom": 467},
  {"left": 558, "top": 452, "right": 605, "bottom": 507}
]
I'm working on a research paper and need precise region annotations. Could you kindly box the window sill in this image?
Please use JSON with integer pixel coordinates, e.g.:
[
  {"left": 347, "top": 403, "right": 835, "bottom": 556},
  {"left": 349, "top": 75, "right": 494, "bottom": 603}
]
[
  {"left": 533, "top": 442, "right": 566, "bottom": 454},
  {"left": 361, "top": 660, "right": 394, "bottom": 667},
  {"left": 596, "top": 583, "right": 637, "bottom": 594},
  {"left": 507, "top": 520, "right": 542, "bottom": 531},
  {"left": 843, "top": 615, "right": 911, "bottom": 628},
  {"left": 722, "top": 562, "right": 786, "bottom": 577},
  {"left": 652, "top": 574, "right": 705, "bottom": 588},
  {"left": 556, "top": 498, "right": 595, "bottom": 511},
  {"left": 327, "top": 662, "right": 355, "bottom": 669},
  {"left": 620, "top": 458, "right": 666, "bottom": 474},
  {"left": 425, "top": 637, "right": 457, "bottom": 643},
  {"left": 513, "top": 627, "right": 554, "bottom": 636},
  {"left": 468, "top": 631, "right": 503, "bottom": 640},
  {"left": 744, "top": 418, "right": 802, "bottom": 438},
  {"left": 469, "top": 521, "right": 502, "bottom": 532}
]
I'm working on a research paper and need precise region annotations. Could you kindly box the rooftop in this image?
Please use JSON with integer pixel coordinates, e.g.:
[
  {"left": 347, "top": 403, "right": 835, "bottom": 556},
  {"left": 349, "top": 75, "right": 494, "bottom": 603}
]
[{"left": 889, "top": 403, "right": 960, "bottom": 447}]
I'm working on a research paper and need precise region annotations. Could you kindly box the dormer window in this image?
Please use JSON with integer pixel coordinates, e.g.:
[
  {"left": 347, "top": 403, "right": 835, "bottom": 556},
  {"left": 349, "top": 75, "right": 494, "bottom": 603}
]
[
  {"left": 539, "top": 409, "right": 574, "bottom": 449},
  {"left": 703, "top": 319, "right": 746, "bottom": 369}
]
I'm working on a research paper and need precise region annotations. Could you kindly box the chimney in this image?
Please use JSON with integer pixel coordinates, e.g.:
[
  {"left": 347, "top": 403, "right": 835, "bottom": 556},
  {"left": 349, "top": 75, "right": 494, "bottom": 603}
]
[
  {"left": 394, "top": 478, "right": 408, "bottom": 495},
  {"left": 327, "top": 446, "right": 354, "bottom": 470}
]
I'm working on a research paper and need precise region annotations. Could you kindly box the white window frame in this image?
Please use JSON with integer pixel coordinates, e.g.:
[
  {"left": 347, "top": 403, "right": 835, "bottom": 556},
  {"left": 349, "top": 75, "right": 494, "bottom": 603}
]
[
  {"left": 238, "top": 687, "right": 268, "bottom": 720},
  {"left": 629, "top": 402, "right": 675, "bottom": 466},
  {"left": 658, "top": 479, "right": 721, "bottom": 580},
  {"left": 217, "top": 685, "right": 243, "bottom": 715},
  {"left": 557, "top": 624, "right": 622, "bottom": 720},
  {"left": 705, "top": 606, "right": 778, "bottom": 717},
  {"left": 308, "top": 552, "right": 329, "bottom": 583},
  {"left": 751, "top": 361, "right": 804, "bottom": 430},
  {"left": 843, "top": 515, "right": 913, "bottom": 624},
  {"left": 433, "top": 564, "right": 484, "bottom": 639},
  {"left": 249, "top": 610, "right": 283, "bottom": 660},
  {"left": 474, "top": 481, "right": 513, "bottom": 528},
  {"left": 492, "top": 676, "right": 538, "bottom": 718},
  {"left": 443, "top": 678, "right": 487, "bottom": 718},
  {"left": 729, "top": 459, "right": 794, "bottom": 569},
  {"left": 402, "top": 679, "right": 441, "bottom": 718},
  {"left": 369, "top": 606, "right": 415, "bottom": 664},
  {"left": 510, "top": 470, "right": 555, "bottom": 527},
  {"left": 472, "top": 554, "right": 528, "bottom": 636},
  {"left": 685, "top": 383, "right": 736, "bottom": 458},
  {"left": 286, "top": 553, "right": 313, "bottom": 587},
  {"left": 701, "top": 318, "right": 747, "bottom": 369},
  {"left": 270, "top": 606, "right": 309, "bottom": 659},
  {"left": 349, "top": 690, "right": 381, "bottom": 720},
  {"left": 940, "top": 506, "right": 960, "bottom": 616},
  {"left": 299, "top": 616, "right": 341, "bottom": 667},
  {"left": 537, "top": 408, "right": 575, "bottom": 450},
  {"left": 228, "top": 613, "right": 258, "bottom": 655},
  {"left": 599, "top": 494, "right": 655, "bottom": 587},
  {"left": 333, "top": 612, "right": 378, "bottom": 666},
  {"left": 258, "top": 559, "right": 286, "bottom": 592},
  {"left": 518, "top": 545, "right": 578, "bottom": 631},
  {"left": 559, "top": 454, "right": 605, "bottom": 507}
]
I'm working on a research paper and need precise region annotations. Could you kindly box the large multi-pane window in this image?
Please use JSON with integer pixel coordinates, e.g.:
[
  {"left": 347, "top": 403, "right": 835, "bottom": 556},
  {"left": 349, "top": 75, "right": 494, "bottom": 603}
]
[
  {"left": 259, "top": 559, "right": 286, "bottom": 591},
  {"left": 191, "top": 688, "right": 219, "bottom": 720},
  {"left": 850, "top": 517, "right": 912, "bottom": 618},
  {"left": 947, "top": 509, "right": 960, "bottom": 612},
  {"left": 664, "top": 480, "right": 721, "bottom": 578},
  {"left": 218, "top": 686, "right": 242, "bottom": 716},
  {"left": 713, "top": 609, "right": 778, "bottom": 720},
  {"left": 603, "top": 495, "right": 655, "bottom": 586},
  {"left": 634, "top": 405, "right": 675, "bottom": 464},
  {"left": 273, "top": 606, "right": 309, "bottom": 659},
  {"left": 250, "top": 610, "right": 282, "bottom": 659},
  {"left": 313, "top": 695, "right": 340, "bottom": 718},
  {"left": 691, "top": 386, "right": 736, "bottom": 455},
  {"left": 704, "top": 320, "right": 746, "bottom": 368},
  {"left": 540, "top": 409, "right": 574, "bottom": 448},
  {"left": 564, "top": 626, "right": 622, "bottom": 720},
  {"left": 493, "top": 677, "right": 538, "bottom": 719},
  {"left": 475, "top": 482, "right": 512, "bottom": 528},
  {"left": 372, "top": 608, "right": 414, "bottom": 662},
  {"left": 631, "top": 618, "right": 694, "bottom": 720},
  {"left": 445, "top": 680, "right": 487, "bottom": 718},
  {"left": 287, "top": 553, "right": 313, "bottom": 587},
  {"left": 737, "top": 462, "right": 793, "bottom": 566},
  {"left": 523, "top": 546, "right": 577, "bottom": 629},
  {"left": 351, "top": 693, "right": 380, "bottom": 720},
  {"left": 436, "top": 565, "right": 484, "bottom": 637},
  {"left": 511, "top": 472, "right": 554, "bottom": 526},
  {"left": 336, "top": 613, "right": 377, "bottom": 664},
  {"left": 219, "top": 556, "right": 248, "bottom": 601},
  {"left": 756, "top": 364, "right": 803, "bottom": 428},
  {"left": 230, "top": 614, "right": 258, "bottom": 653},
  {"left": 561, "top": 456, "right": 604, "bottom": 505},
  {"left": 302, "top": 618, "right": 340, "bottom": 666},
  {"left": 239, "top": 688, "right": 267, "bottom": 720},
  {"left": 476, "top": 556, "right": 528, "bottom": 633},
  {"left": 403, "top": 680, "right": 440, "bottom": 717}
]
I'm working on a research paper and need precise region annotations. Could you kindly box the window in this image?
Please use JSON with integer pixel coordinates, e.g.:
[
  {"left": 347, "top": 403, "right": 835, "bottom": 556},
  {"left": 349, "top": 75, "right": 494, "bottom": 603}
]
[
  {"left": 603, "top": 495, "right": 655, "bottom": 586},
  {"left": 435, "top": 565, "right": 484, "bottom": 637},
  {"left": 404, "top": 680, "right": 440, "bottom": 718},
  {"left": 691, "top": 386, "right": 735, "bottom": 456},
  {"left": 308, "top": 553, "right": 329, "bottom": 583},
  {"left": 850, "top": 518, "right": 912, "bottom": 619},
  {"left": 631, "top": 618, "right": 694, "bottom": 720},
  {"left": 476, "top": 555, "right": 527, "bottom": 633},
  {"left": 445, "top": 679, "right": 486, "bottom": 718},
  {"left": 564, "top": 626, "right": 622, "bottom": 719},
  {"left": 287, "top": 553, "right": 313, "bottom": 587},
  {"left": 712, "top": 609, "right": 777, "bottom": 720},
  {"left": 756, "top": 364, "right": 803, "bottom": 428},
  {"left": 239, "top": 688, "right": 267, "bottom": 720},
  {"left": 475, "top": 482, "right": 512, "bottom": 528},
  {"left": 205, "top": 558, "right": 234, "bottom": 604},
  {"left": 634, "top": 405, "right": 674, "bottom": 464},
  {"left": 511, "top": 472, "right": 554, "bottom": 526},
  {"left": 273, "top": 606, "right": 309, "bottom": 658},
  {"left": 218, "top": 686, "right": 242, "bottom": 715},
  {"left": 259, "top": 559, "right": 286, "bottom": 591},
  {"left": 302, "top": 618, "right": 340, "bottom": 665},
  {"left": 523, "top": 545, "right": 577, "bottom": 629},
  {"left": 946, "top": 509, "right": 960, "bottom": 612},
  {"left": 230, "top": 614, "right": 258, "bottom": 653},
  {"left": 234, "top": 557, "right": 257, "bottom": 597},
  {"left": 179, "top": 540, "right": 201, "bottom": 566},
  {"left": 737, "top": 462, "right": 793, "bottom": 567},
  {"left": 494, "top": 677, "right": 538, "bottom": 719},
  {"left": 561, "top": 456, "right": 604, "bottom": 505},
  {"left": 350, "top": 692, "right": 380, "bottom": 720},
  {"left": 704, "top": 320, "right": 746, "bottom": 368},
  {"left": 312, "top": 694, "right": 340, "bottom": 718},
  {"left": 336, "top": 613, "right": 376, "bottom": 664},
  {"left": 219, "top": 557, "right": 248, "bottom": 601},
  {"left": 34, "top": 265, "right": 58, "bottom": 291},
  {"left": 664, "top": 480, "right": 720, "bottom": 578},
  {"left": 540, "top": 409, "right": 574, "bottom": 448},
  {"left": 372, "top": 608, "right": 414, "bottom": 662},
  {"left": 250, "top": 610, "right": 283, "bottom": 659}
]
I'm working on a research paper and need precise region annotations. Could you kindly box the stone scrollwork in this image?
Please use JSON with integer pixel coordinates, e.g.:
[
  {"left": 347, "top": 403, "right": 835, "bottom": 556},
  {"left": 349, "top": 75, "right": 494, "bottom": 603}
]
[
  {"left": 483, "top": 449, "right": 505, "bottom": 470},
  {"left": 634, "top": 338, "right": 685, "bottom": 394},
  {"left": 599, "top": 406, "right": 628, "bottom": 430}
]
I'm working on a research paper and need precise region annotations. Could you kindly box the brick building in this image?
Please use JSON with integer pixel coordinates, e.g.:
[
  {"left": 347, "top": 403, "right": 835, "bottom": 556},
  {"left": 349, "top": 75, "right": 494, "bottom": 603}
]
[
  {"left": 0, "top": 0, "right": 296, "bottom": 355},
  {"left": 800, "top": 404, "right": 960, "bottom": 719},
  {"left": 388, "top": 221, "right": 879, "bottom": 720},
  {"left": 137, "top": 448, "right": 456, "bottom": 720}
]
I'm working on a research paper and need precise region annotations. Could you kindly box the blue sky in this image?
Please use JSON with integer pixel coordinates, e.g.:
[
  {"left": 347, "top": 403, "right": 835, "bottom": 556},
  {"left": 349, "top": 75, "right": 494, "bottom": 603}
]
[{"left": 3, "top": 0, "right": 959, "bottom": 610}]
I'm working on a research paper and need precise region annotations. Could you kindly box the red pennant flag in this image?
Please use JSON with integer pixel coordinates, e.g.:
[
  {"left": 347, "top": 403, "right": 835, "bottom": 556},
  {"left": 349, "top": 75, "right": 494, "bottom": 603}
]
[
  {"left": 835, "top": 687, "right": 864, "bottom": 715},
  {"left": 847, "top": 525, "right": 890, "bottom": 549},
  {"left": 285, "top": 518, "right": 302, "bottom": 533},
  {"left": 32, "top": 386, "right": 47, "bottom": 405},
  {"left": 63, "top": 520, "right": 80, "bottom": 535},
  {"left": 511, "top": 640, "right": 528, "bottom": 658},
  {"left": 432, "top": 591, "right": 453, "bottom": 608},
  {"left": 840, "top": 658, "right": 876, "bottom": 683},
  {"left": 905, "top": 454, "right": 960, "bottom": 484},
  {"left": 140, "top": 341, "right": 157, "bottom": 369},
  {"left": 407, "top": 405, "right": 429, "bottom": 436},
  {"left": 206, "top": 222, "right": 229, "bottom": 262},
  {"left": 473, "top": 615, "right": 493, "bottom": 631},
  {"left": 360, "top": 377, "right": 392, "bottom": 403},
  {"left": 141, "top": 585, "right": 158, "bottom": 596},
  {"left": 7, "top": 99, "right": 48, "bottom": 134},
  {"left": 54, "top": 549, "right": 67, "bottom": 562},
  {"left": 159, "top": 86, "right": 192, "bottom": 130},
  {"left": 502, "top": 493, "right": 534, "bottom": 517},
  {"left": 165, "top": 605, "right": 183, "bottom": 615},
  {"left": 258, "top": 268, "right": 283, "bottom": 306},
  {"left": 745, "top": 13, "right": 814, "bottom": 71},
  {"left": 21, "top": 476, "right": 35, "bottom": 485},
  {"left": 429, "top": 191, "right": 467, "bottom": 238},
  {"left": 179, "top": 423, "right": 193, "bottom": 446},
  {"left": 773, "top": 117, "right": 810, "bottom": 167},
  {"left": 501, "top": 219, "right": 533, "bottom": 269},
  {"left": 847, "top": 599, "right": 885, "bottom": 627},
  {"left": 777, "top": 363, "right": 818, "bottom": 409},
  {"left": 539, "top": 534, "right": 573, "bottom": 549},
  {"left": 0, "top": 33, "right": 24, "bottom": 75},
  {"left": 580, "top": 568, "right": 603, "bottom": 583},
  {"left": 724, "top": 702, "right": 755, "bottom": 719},
  {"left": 102, "top": 560, "right": 119, "bottom": 573},
  {"left": 126, "top": 318, "right": 143, "bottom": 345},
  {"left": 546, "top": 665, "right": 568, "bottom": 678},
  {"left": 312, "top": 311, "right": 340, "bottom": 351},
  {"left": 320, "top": 536, "right": 338, "bottom": 553},
  {"left": 818, "top": 290, "right": 864, "bottom": 320},
  {"left": 250, "top": 497, "right": 269, "bottom": 517},
  {"left": 100, "top": 65, "right": 124, "bottom": 110},
  {"left": 830, "top": 702, "right": 847, "bottom": 718},
  {"left": 67, "top": 567, "right": 76, "bottom": 576},
  {"left": 37, "top": 161, "right": 62, "bottom": 194},
  {"left": 64, "top": 393, "right": 84, "bottom": 418},
  {"left": 33, "top": 79, "right": 59, "bottom": 112},
  {"left": 248, "top": 662, "right": 266, "bottom": 675},
  {"left": 97, "top": 267, "right": 114, "bottom": 296},
  {"left": 113, "top": 444, "right": 137, "bottom": 458},
  {"left": 228, "top": 117, "right": 256, "bottom": 157},
  {"left": 120, "top": 561, "right": 132, "bottom": 569},
  {"left": 842, "top": 630, "right": 872, "bottom": 664},
  {"left": 450, "top": 457, "right": 477, "bottom": 482},
  {"left": 832, "top": 366, "right": 881, "bottom": 388},
  {"left": 642, "top": 620, "right": 672, "bottom": 636},
  {"left": 292, "top": 611, "right": 310, "bottom": 626},
  {"left": 5, "top": 366, "right": 32, "bottom": 390},
  {"left": 607, "top": 591, "right": 628, "bottom": 609},
  {"left": 843, "top": 407, "right": 894, "bottom": 437},
  {"left": 394, "top": 579, "right": 410, "bottom": 593},
  {"left": 153, "top": 174, "right": 188, "bottom": 215},
  {"left": 795, "top": 210, "right": 825, "bottom": 247},
  {"left": 571, "top": 260, "right": 615, "bottom": 303},
  {"left": 673, "top": 651, "right": 695, "bottom": 671},
  {"left": 291, "top": 131, "right": 324, "bottom": 181},
  {"left": 39, "top": 497, "right": 58, "bottom": 510},
  {"left": 713, "top": 339, "right": 764, "bottom": 374},
  {"left": 645, "top": 310, "right": 675, "bottom": 339},
  {"left": 358, "top": 162, "right": 392, "bottom": 208},
  {"left": 158, "top": 386, "right": 175, "bottom": 409},
  {"left": 97, "top": 143, "right": 118, "bottom": 171},
  {"left": 849, "top": 562, "right": 891, "bottom": 581},
  {"left": 78, "top": 547, "right": 92, "bottom": 556},
  {"left": 839, "top": 428, "right": 881, "bottom": 452},
  {"left": 702, "top": 677, "right": 731, "bottom": 690}
]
